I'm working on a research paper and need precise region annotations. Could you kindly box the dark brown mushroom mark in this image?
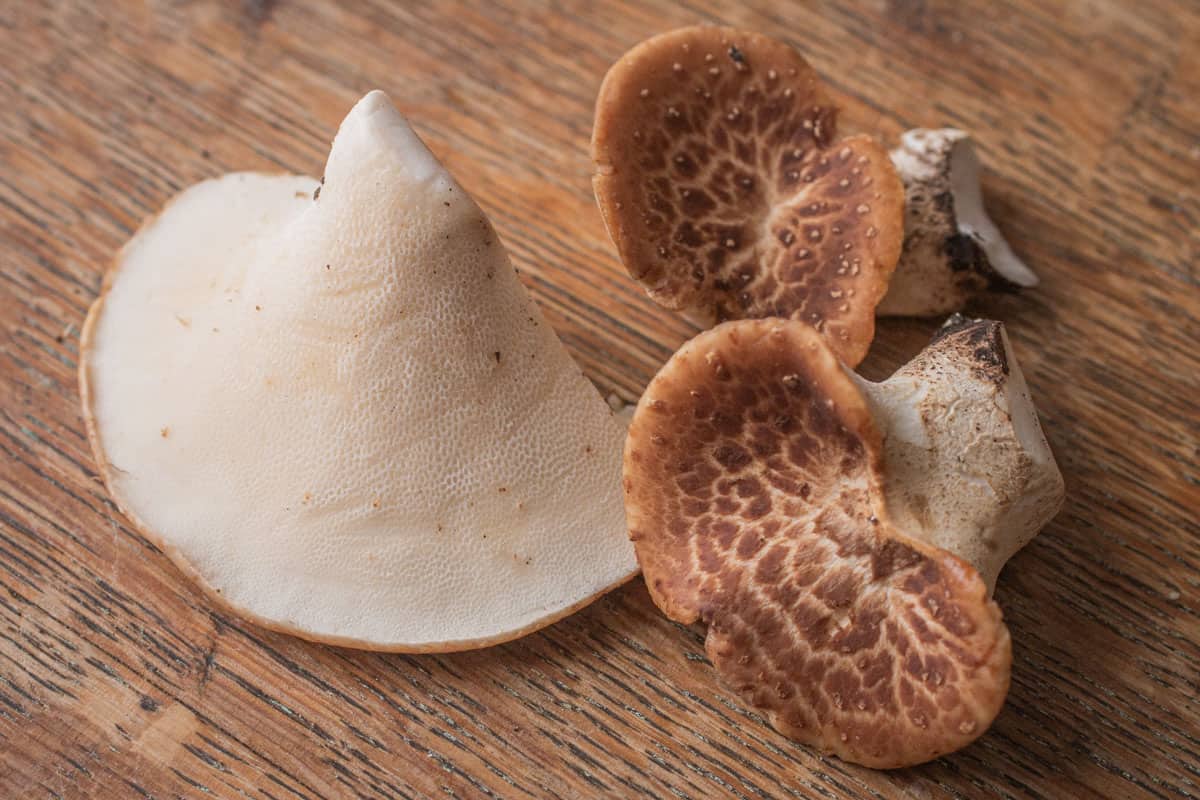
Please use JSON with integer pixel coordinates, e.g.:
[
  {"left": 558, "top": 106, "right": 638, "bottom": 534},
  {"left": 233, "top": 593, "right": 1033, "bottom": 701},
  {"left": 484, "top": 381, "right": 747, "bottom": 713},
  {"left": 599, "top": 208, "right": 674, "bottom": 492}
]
[{"left": 943, "top": 233, "right": 987, "bottom": 274}]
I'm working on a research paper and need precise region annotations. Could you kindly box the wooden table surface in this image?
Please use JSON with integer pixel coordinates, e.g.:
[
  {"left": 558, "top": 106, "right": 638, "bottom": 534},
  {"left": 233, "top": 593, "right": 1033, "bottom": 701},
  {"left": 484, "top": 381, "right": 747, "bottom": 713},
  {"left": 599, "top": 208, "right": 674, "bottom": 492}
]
[{"left": 2, "top": 1, "right": 1197, "bottom": 798}]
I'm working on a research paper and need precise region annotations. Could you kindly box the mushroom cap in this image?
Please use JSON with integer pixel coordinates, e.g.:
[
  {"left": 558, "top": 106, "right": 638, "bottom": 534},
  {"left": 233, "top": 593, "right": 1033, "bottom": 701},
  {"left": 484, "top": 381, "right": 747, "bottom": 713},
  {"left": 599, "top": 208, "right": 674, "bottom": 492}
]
[
  {"left": 592, "top": 26, "right": 905, "bottom": 366},
  {"left": 879, "top": 129, "right": 1039, "bottom": 316},
  {"left": 81, "top": 91, "right": 637, "bottom": 652},
  {"left": 624, "top": 319, "right": 1010, "bottom": 767}
]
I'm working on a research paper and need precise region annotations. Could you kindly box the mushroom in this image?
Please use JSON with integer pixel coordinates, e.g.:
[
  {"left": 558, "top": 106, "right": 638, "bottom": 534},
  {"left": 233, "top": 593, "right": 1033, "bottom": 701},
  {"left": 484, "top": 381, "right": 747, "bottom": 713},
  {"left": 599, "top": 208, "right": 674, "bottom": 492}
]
[
  {"left": 623, "top": 316, "right": 1063, "bottom": 767},
  {"left": 878, "top": 129, "right": 1039, "bottom": 316},
  {"left": 80, "top": 91, "right": 637, "bottom": 652},
  {"left": 592, "top": 26, "right": 905, "bottom": 366}
]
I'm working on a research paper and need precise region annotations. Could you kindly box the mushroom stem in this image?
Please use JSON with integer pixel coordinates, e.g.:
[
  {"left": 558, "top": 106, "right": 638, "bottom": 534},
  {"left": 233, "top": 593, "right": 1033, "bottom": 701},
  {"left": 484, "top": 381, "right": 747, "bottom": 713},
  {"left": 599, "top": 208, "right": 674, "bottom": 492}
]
[
  {"left": 850, "top": 314, "right": 1065, "bottom": 591},
  {"left": 879, "top": 129, "right": 1038, "bottom": 317}
]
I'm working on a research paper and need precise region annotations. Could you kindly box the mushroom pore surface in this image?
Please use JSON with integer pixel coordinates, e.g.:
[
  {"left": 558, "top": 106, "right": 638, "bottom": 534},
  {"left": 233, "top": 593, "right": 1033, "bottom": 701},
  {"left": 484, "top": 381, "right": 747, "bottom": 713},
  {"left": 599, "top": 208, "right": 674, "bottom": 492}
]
[
  {"left": 624, "top": 319, "right": 1011, "bottom": 767},
  {"left": 593, "top": 26, "right": 904, "bottom": 366},
  {"left": 81, "top": 92, "right": 637, "bottom": 651}
]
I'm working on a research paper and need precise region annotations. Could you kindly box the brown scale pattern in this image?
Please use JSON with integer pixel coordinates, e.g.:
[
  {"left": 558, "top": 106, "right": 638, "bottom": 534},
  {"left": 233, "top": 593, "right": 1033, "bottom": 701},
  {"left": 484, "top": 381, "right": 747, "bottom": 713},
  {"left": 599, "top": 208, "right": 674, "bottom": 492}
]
[
  {"left": 624, "top": 319, "right": 1011, "bottom": 767},
  {"left": 593, "top": 27, "right": 904, "bottom": 366}
]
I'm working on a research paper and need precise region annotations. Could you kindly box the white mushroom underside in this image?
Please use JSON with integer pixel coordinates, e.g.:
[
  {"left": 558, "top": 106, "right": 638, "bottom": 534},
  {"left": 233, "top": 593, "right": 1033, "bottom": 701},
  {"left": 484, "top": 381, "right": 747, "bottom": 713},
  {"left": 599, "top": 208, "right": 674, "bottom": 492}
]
[{"left": 84, "top": 93, "right": 636, "bottom": 649}]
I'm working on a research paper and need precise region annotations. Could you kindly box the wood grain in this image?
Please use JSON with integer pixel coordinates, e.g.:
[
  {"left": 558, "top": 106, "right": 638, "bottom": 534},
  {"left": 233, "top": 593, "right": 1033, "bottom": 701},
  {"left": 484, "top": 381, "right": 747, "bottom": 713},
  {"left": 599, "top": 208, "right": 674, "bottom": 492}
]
[{"left": 0, "top": 1, "right": 1196, "bottom": 798}]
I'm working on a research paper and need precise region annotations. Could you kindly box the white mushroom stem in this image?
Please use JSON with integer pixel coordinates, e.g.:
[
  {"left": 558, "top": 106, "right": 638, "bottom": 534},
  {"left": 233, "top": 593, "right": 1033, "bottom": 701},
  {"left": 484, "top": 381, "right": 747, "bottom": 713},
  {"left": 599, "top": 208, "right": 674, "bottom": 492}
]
[
  {"left": 878, "top": 129, "right": 1039, "bottom": 317},
  {"left": 850, "top": 315, "right": 1065, "bottom": 592}
]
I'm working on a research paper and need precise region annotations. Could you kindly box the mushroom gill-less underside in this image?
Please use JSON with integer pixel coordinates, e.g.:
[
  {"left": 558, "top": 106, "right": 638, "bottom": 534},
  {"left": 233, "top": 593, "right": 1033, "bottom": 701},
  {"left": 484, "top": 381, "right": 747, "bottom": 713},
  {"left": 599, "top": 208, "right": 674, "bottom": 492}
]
[
  {"left": 593, "top": 26, "right": 904, "bottom": 366},
  {"left": 80, "top": 92, "right": 637, "bottom": 652},
  {"left": 624, "top": 319, "right": 1010, "bottom": 767}
]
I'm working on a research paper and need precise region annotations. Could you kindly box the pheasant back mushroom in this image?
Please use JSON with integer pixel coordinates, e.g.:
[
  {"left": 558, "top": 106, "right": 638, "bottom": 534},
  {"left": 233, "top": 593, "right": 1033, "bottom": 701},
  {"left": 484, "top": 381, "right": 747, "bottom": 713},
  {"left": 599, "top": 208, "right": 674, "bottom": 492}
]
[
  {"left": 623, "top": 317, "right": 1063, "bottom": 766},
  {"left": 81, "top": 91, "right": 638, "bottom": 652},
  {"left": 592, "top": 26, "right": 905, "bottom": 366}
]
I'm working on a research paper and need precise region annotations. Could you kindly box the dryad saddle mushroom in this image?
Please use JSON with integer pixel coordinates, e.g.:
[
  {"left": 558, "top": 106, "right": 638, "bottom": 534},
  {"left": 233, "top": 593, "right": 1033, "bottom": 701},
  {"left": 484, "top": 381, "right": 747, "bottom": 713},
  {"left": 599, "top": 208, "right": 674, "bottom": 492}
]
[
  {"left": 623, "top": 316, "right": 1064, "bottom": 767},
  {"left": 592, "top": 26, "right": 905, "bottom": 366},
  {"left": 81, "top": 91, "right": 637, "bottom": 651}
]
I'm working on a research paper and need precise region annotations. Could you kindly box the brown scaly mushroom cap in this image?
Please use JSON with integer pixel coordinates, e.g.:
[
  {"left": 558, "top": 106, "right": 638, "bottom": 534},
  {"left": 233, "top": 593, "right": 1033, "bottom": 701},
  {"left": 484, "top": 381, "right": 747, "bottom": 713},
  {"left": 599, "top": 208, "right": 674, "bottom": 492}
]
[
  {"left": 592, "top": 26, "right": 905, "bottom": 366},
  {"left": 624, "top": 316, "right": 1062, "bottom": 767},
  {"left": 878, "top": 129, "right": 1039, "bottom": 316}
]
